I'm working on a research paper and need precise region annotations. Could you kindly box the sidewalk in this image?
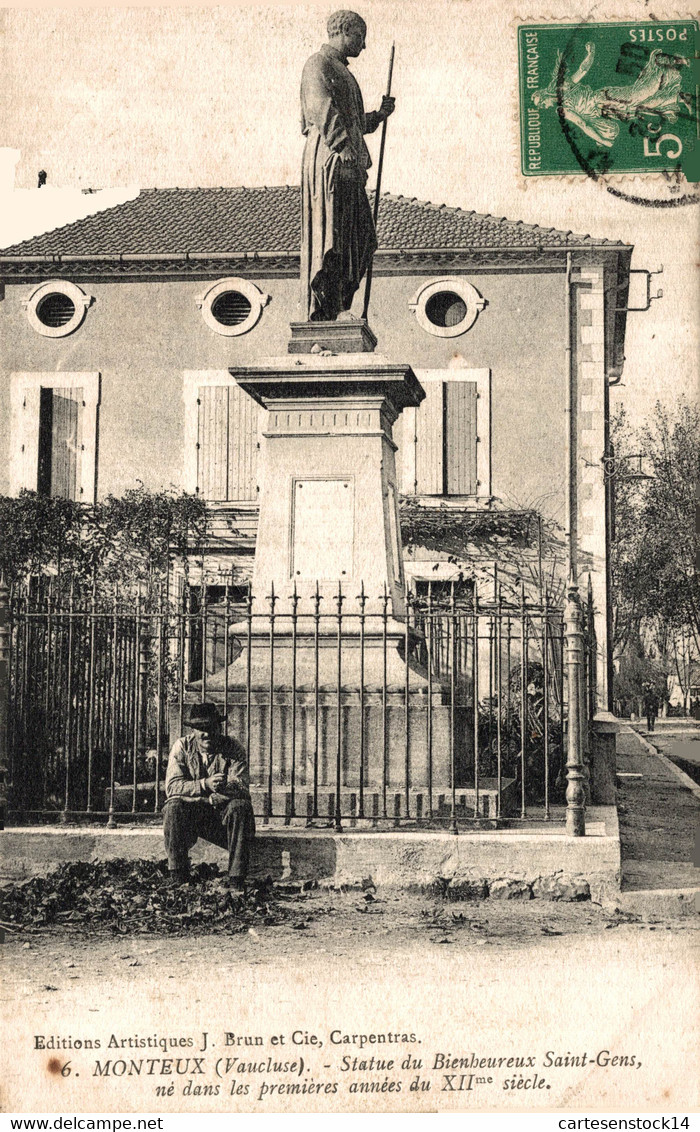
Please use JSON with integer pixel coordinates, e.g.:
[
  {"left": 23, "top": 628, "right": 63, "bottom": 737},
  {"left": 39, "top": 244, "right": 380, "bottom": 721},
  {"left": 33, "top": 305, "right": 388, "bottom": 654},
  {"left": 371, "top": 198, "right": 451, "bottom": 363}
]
[
  {"left": 631, "top": 717, "right": 700, "bottom": 780},
  {"left": 614, "top": 723, "right": 700, "bottom": 916}
]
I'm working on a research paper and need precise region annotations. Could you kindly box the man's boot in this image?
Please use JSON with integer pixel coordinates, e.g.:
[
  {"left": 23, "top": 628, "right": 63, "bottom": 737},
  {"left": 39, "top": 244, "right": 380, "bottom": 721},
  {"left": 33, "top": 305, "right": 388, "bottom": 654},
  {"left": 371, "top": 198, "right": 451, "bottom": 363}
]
[{"left": 166, "top": 864, "right": 190, "bottom": 887}]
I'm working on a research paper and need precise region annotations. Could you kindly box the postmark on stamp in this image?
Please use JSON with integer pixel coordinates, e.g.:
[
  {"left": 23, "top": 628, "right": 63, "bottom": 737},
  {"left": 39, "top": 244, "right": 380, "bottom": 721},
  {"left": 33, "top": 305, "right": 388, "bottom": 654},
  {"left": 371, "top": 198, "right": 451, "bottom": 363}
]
[{"left": 518, "top": 21, "right": 699, "bottom": 180}]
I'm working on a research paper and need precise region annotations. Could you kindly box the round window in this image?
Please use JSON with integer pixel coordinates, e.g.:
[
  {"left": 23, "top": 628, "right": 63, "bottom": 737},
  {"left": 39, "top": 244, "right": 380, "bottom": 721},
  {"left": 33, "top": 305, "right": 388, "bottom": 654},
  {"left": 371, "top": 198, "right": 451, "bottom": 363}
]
[
  {"left": 198, "top": 279, "right": 269, "bottom": 337},
  {"left": 24, "top": 280, "right": 92, "bottom": 338},
  {"left": 211, "top": 291, "right": 252, "bottom": 327},
  {"left": 409, "top": 278, "right": 486, "bottom": 338},
  {"left": 36, "top": 292, "right": 76, "bottom": 328},
  {"left": 424, "top": 291, "right": 468, "bottom": 329}
]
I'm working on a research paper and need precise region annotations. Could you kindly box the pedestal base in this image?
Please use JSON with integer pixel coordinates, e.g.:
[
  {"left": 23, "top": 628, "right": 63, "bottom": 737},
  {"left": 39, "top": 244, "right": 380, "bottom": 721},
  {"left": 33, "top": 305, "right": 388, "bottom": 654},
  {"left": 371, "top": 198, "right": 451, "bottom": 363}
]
[
  {"left": 288, "top": 319, "right": 378, "bottom": 355},
  {"left": 185, "top": 634, "right": 472, "bottom": 796}
]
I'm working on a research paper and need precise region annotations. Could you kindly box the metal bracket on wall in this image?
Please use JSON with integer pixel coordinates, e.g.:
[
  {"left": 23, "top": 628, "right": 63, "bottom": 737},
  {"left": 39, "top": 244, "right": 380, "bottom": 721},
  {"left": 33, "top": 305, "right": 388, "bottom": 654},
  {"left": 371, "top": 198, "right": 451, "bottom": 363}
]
[
  {"left": 602, "top": 452, "right": 653, "bottom": 483},
  {"left": 615, "top": 267, "right": 663, "bottom": 312}
]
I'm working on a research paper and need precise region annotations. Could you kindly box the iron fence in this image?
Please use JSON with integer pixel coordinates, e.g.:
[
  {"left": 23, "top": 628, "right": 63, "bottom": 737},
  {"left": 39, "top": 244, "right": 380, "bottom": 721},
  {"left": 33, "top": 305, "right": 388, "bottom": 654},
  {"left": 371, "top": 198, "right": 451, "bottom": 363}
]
[{"left": 3, "top": 576, "right": 595, "bottom": 829}]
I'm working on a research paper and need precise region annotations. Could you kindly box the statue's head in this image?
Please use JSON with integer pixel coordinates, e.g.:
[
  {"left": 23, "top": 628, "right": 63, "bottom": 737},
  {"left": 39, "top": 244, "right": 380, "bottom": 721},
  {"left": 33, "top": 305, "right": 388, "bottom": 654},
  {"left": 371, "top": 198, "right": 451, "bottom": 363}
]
[{"left": 327, "top": 10, "right": 367, "bottom": 57}]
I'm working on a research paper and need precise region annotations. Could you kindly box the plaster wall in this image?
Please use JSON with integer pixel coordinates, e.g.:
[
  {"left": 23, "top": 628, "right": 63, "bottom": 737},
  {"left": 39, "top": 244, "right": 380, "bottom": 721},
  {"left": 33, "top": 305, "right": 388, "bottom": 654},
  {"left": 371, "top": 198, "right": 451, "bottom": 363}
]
[{"left": 0, "top": 270, "right": 567, "bottom": 519}]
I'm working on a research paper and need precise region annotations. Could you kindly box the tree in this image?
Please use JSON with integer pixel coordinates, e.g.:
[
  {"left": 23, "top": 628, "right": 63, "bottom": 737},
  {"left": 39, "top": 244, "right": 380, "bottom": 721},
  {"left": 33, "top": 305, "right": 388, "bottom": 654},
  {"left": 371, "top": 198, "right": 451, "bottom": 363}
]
[
  {"left": 615, "top": 645, "right": 668, "bottom": 716},
  {"left": 609, "top": 406, "right": 648, "bottom": 659},
  {"left": 610, "top": 398, "right": 700, "bottom": 712},
  {"left": 0, "top": 492, "right": 84, "bottom": 583},
  {"left": 637, "top": 399, "right": 700, "bottom": 653}
]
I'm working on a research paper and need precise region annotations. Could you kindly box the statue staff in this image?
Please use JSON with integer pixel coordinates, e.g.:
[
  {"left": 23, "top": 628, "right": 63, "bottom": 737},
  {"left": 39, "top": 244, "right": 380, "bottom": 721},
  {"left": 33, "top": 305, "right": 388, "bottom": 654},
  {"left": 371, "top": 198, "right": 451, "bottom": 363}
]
[{"left": 362, "top": 42, "right": 395, "bottom": 321}]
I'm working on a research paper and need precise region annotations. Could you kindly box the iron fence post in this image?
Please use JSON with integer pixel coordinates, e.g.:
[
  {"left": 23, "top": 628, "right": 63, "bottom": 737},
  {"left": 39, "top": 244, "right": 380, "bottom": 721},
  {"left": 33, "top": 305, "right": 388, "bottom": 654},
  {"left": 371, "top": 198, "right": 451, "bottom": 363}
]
[
  {"left": 543, "top": 588, "right": 550, "bottom": 821},
  {"left": 519, "top": 580, "right": 527, "bottom": 820},
  {"left": 290, "top": 579, "right": 299, "bottom": 820},
  {"left": 472, "top": 583, "right": 479, "bottom": 820},
  {"left": 404, "top": 581, "right": 411, "bottom": 821},
  {"left": 358, "top": 581, "right": 366, "bottom": 819},
  {"left": 107, "top": 587, "right": 119, "bottom": 829},
  {"left": 154, "top": 584, "right": 164, "bottom": 814},
  {"left": 582, "top": 574, "right": 595, "bottom": 804},
  {"left": 267, "top": 582, "right": 277, "bottom": 820},
  {"left": 86, "top": 582, "right": 97, "bottom": 812},
  {"left": 565, "top": 578, "right": 586, "bottom": 837},
  {"left": 334, "top": 581, "right": 344, "bottom": 831},
  {"left": 134, "top": 589, "right": 150, "bottom": 814},
  {"left": 450, "top": 582, "right": 457, "bottom": 834},
  {"left": 381, "top": 583, "right": 389, "bottom": 820},
  {"left": 426, "top": 582, "right": 433, "bottom": 819},
  {"left": 0, "top": 573, "right": 9, "bottom": 804}
]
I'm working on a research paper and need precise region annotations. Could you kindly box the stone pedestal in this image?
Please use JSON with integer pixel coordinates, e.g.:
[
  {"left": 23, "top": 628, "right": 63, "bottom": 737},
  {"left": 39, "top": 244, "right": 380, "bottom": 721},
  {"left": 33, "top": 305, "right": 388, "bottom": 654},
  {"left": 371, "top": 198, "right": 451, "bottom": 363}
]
[
  {"left": 233, "top": 353, "right": 425, "bottom": 619},
  {"left": 186, "top": 353, "right": 480, "bottom": 801},
  {"left": 288, "top": 319, "right": 377, "bottom": 355}
]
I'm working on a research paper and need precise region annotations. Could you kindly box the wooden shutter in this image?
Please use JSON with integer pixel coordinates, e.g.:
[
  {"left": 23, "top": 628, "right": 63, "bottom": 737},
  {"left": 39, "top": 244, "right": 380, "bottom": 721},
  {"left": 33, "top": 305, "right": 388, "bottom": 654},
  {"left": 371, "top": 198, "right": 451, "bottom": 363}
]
[
  {"left": 197, "top": 385, "right": 259, "bottom": 501},
  {"left": 51, "top": 388, "right": 82, "bottom": 500},
  {"left": 37, "top": 386, "right": 83, "bottom": 500},
  {"left": 445, "top": 381, "right": 477, "bottom": 495},
  {"left": 227, "top": 383, "right": 259, "bottom": 500},
  {"left": 198, "top": 386, "right": 228, "bottom": 500},
  {"left": 415, "top": 381, "right": 444, "bottom": 495}
]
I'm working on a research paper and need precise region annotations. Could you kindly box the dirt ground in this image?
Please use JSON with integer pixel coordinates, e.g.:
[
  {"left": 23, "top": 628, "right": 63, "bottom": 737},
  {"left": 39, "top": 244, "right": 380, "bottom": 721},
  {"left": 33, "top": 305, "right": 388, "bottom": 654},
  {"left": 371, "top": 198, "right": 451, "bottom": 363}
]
[{"left": 4, "top": 884, "right": 699, "bottom": 976}]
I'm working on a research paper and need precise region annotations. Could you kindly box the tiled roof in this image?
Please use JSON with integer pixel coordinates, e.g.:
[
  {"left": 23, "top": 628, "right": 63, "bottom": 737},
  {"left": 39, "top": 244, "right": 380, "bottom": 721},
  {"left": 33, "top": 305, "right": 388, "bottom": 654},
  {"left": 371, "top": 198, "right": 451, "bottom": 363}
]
[{"left": 0, "top": 186, "right": 625, "bottom": 257}]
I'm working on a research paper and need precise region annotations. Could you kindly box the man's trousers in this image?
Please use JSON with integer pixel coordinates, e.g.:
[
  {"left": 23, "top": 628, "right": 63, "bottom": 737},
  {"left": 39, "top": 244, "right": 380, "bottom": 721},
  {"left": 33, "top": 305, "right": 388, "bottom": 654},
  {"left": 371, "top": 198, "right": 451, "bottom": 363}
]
[{"left": 163, "top": 798, "right": 255, "bottom": 878}]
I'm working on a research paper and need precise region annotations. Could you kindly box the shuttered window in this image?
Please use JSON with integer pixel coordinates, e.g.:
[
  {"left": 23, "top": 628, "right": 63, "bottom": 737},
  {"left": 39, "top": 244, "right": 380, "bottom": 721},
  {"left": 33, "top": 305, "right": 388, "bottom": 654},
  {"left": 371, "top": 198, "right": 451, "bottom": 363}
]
[
  {"left": 10, "top": 373, "right": 100, "bottom": 503},
  {"left": 37, "top": 387, "right": 83, "bottom": 500},
  {"left": 415, "top": 381, "right": 445, "bottom": 495},
  {"left": 397, "top": 371, "right": 486, "bottom": 498},
  {"left": 196, "top": 383, "right": 260, "bottom": 501},
  {"left": 444, "top": 381, "right": 477, "bottom": 495}
]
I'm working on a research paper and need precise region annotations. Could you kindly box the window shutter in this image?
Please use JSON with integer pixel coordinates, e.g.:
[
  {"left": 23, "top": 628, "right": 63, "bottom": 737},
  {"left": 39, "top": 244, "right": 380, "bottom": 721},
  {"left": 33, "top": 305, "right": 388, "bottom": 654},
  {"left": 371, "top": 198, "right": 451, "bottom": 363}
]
[
  {"left": 227, "top": 382, "right": 259, "bottom": 500},
  {"left": 445, "top": 381, "right": 477, "bottom": 495},
  {"left": 16, "top": 385, "right": 42, "bottom": 492},
  {"left": 198, "top": 385, "right": 229, "bottom": 500},
  {"left": 196, "top": 384, "right": 260, "bottom": 501},
  {"left": 49, "top": 387, "right": 83, "bottom": 500},
  {"left": 10, "top": 373, "right": 99, "bottom": 502},
  {"left": 415, "top": 381, "right": 444, "bottom": 495}
]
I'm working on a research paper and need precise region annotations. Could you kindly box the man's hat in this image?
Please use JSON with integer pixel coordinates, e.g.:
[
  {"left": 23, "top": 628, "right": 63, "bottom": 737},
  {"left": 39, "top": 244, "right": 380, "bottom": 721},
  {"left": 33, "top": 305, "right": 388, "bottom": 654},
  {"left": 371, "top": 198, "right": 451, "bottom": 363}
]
[{"left": 186, "top": 702, "right": 226, "bottom": 729}]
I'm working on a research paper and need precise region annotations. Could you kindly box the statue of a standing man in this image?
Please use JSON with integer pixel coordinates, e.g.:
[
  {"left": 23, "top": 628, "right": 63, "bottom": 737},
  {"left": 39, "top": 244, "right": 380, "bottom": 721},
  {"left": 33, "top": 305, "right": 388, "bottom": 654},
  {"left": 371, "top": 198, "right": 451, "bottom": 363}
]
[{"left": 300, "top": 10, "right": 395, "bottom": 322}]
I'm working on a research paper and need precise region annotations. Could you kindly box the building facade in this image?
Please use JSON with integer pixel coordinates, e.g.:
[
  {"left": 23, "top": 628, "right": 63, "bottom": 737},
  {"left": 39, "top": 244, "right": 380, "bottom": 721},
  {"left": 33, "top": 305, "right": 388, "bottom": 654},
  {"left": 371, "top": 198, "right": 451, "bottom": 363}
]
[{"left": 0, "top": 186, "right": 632, "bottom": 709}]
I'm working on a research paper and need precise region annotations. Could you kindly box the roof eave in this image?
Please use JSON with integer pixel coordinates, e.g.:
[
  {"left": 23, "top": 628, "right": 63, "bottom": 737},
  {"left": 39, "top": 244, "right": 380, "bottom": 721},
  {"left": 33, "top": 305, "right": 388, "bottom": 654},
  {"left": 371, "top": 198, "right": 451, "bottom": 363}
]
[{"left": 0, "top": 242, "right": 633, "bottom": 280}]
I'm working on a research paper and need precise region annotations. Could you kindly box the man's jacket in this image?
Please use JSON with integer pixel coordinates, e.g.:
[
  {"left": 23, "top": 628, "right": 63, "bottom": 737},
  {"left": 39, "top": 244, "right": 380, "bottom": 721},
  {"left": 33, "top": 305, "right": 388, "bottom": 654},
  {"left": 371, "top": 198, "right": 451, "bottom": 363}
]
[{"left": 163, "top": 733, "right": 250, "bottom": 806}]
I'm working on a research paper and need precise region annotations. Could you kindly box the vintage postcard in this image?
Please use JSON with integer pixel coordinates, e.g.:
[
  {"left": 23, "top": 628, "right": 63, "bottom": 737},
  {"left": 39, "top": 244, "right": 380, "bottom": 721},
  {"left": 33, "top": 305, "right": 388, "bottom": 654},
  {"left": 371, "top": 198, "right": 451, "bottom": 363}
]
[{"left": 1, "top": 0, "right": 698, "bottom": 1118}]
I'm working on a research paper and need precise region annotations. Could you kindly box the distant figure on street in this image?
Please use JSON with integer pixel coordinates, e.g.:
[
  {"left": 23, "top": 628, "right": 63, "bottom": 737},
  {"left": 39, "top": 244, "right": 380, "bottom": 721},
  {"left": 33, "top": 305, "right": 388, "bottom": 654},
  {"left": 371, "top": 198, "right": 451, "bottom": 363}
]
[
  {"left": 643, "top": 687, "right": 659, "bottom": 733},
  {"left": 162, "top": 703, "right": 255, "bottom": 890}
]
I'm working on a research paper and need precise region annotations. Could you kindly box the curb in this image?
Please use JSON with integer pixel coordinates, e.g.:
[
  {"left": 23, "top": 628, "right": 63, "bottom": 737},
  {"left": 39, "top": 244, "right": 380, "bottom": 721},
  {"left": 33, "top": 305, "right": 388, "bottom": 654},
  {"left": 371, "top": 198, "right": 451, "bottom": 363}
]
[
  {"left": 604, "top": 888, "right": 700, "bottom": 919},
  {"left": 626, "top": 725, "right": 700, "bottom": 801}
]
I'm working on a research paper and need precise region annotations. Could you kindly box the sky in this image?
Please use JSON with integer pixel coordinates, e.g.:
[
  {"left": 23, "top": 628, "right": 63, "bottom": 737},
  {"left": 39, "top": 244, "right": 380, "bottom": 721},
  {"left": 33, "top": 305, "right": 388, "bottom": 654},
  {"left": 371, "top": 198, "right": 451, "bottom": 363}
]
[{"left": 1, "top": 0, "right": 698, "bottom": 426}]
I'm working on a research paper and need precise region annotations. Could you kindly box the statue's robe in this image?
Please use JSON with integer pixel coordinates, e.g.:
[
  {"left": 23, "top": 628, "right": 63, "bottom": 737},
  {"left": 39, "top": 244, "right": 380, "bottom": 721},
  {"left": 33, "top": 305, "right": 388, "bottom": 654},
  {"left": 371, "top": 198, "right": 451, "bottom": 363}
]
[{"left": 300, "top": 44, "right": 381, "bottom": 321}]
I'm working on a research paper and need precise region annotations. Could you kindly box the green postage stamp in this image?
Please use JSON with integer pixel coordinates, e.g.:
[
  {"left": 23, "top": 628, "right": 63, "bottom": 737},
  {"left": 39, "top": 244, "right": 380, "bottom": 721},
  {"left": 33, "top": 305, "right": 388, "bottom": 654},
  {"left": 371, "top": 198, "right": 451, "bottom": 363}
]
[{"left": 518, "top": 21, "right": 699, "bottom": 176}]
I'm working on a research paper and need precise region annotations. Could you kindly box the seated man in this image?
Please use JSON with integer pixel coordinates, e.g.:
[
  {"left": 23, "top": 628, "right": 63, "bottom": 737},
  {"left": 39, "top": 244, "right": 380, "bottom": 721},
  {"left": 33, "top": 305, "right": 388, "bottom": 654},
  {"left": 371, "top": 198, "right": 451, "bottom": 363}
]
[{"left": 162, "top": 702, "right": 255, "bottom": 891}]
